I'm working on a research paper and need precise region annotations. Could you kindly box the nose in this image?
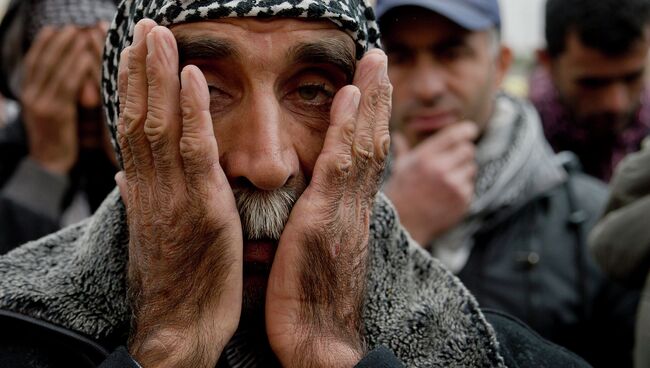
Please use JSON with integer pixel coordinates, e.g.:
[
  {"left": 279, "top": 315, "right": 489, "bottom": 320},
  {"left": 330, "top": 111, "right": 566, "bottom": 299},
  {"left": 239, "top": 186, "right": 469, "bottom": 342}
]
[
  {"left": 600, "top": 82, "right": 632, "bottom": 115},
  {"left": 220, "top": 92, "right": 297, "bottom": 191},
  {"left": 410, "top": 56, "right": 445, "bottom": 103}
]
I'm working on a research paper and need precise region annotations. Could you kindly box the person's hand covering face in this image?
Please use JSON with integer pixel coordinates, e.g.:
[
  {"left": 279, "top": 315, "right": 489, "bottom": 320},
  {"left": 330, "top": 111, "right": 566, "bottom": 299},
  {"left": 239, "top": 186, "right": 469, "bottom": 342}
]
[{"left": 115, "top": 18, "right": 391, "bottom": 367}]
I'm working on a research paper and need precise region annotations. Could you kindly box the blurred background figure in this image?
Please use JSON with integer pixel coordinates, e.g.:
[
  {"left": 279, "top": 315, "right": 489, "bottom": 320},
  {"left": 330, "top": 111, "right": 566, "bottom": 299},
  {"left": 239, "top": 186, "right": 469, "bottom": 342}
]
[
  {"left": 531, "top": 0, "right": 650, "bottom": 182},
  {"left": 0, "top": 0, "right": 117, "bottom": 253},
  {"left": 378, "top": 0, "right": 639, "bottom": 366},
  {"left": 590, "top": 137, "right": 650, "bottom": 368}
]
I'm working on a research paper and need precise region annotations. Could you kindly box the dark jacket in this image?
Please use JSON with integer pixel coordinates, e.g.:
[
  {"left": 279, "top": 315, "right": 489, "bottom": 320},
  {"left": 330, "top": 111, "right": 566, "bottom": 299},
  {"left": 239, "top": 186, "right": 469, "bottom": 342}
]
[
  {"left": 0, "top": 308, "right": 590, "bottom": 368},
  {"left": 458, "top": 156, "right": 639, "bottom": 368},
  {"left": 589, "top": 138, "right": 650, "bottom": 368},
  {"left": 0, "top": 190, "right": 591, "bottom": 367},
  {"left": 0, "top": 117, "right": 116, "bottom": 253}
]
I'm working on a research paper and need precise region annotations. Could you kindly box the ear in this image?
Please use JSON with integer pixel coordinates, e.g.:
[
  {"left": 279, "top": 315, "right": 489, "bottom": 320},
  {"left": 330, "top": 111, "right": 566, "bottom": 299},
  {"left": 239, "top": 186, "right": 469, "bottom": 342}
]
[{"left": 494, "top": 45, "right": 513, "bottom": 86}]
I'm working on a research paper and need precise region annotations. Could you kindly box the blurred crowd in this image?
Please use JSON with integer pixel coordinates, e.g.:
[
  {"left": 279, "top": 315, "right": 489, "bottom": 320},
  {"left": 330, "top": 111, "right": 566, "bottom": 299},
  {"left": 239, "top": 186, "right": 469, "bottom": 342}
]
[{"left": 0, "top": 0, "right": 648, "bottom": 366}]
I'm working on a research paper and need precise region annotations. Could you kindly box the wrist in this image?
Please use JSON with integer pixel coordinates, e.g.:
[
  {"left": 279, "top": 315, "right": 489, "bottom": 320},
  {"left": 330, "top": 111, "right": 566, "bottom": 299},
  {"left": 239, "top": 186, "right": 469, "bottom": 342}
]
[
  {"left": 129, "top": 324, "right": 228, "bottom": 368},
  {"left": 28, "top": 154, "right": 75, "bottom": 175},
  {"left": 277, "top": 335, "right": 365, "bottom": 368}
]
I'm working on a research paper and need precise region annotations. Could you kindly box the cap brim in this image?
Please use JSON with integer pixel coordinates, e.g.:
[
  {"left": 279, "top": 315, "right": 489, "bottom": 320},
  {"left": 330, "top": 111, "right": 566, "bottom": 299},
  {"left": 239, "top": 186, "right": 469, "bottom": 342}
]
[{"left": 376, "top": 0, "right": 495, "bottom": 30}]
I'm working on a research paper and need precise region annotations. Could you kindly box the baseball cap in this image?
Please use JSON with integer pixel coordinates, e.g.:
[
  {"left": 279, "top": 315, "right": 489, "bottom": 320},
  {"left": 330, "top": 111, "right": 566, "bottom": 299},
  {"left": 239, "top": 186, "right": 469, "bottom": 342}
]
[{"left": 375, "top": 0, "right": 501, "bottom": 30}]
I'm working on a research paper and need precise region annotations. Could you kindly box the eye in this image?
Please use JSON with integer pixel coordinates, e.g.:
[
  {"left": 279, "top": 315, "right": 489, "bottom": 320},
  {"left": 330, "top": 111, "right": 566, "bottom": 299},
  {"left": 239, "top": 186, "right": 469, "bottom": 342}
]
[
  {"left": 207, "top": 85, "right": 234, "bottom": 111},
  {"left": 296, "top": 83, "right": 334, "bottom": 102}
]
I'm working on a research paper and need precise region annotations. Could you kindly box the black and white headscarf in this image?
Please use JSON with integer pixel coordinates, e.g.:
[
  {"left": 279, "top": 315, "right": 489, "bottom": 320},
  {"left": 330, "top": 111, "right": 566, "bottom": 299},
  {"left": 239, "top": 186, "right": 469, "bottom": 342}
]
[{"left": 101, "top": 0, "right": 381, "bottom": 164}]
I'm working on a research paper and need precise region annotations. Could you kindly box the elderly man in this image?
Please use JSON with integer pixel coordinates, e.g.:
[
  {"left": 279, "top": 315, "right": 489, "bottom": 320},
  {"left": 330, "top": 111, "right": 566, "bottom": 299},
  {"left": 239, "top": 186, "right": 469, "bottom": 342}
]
[
  {"left": 0, "top": 0, "right": 119, "bottom": 253},
  {"left": 531, "top": 0, "right": 650, "bottom": 181},
  {"left": 379, "top": 0, "right": 639, "bottom": 367},
  {"left": 0, "top": 0, "right": 591, "bottom": 367}
]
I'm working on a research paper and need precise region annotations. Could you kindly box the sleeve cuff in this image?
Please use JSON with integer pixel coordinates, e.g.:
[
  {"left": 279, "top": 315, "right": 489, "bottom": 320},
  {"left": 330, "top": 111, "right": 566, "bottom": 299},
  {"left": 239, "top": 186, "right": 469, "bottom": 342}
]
[
  {"left": 355, "top": 345, "right": 405, "bottom": 368},
  {"left": 98, "top": 347, "right": 141, "bottom": 368},
  {"left": 1, "top": 158, "right": 69, "bottom": 220}
]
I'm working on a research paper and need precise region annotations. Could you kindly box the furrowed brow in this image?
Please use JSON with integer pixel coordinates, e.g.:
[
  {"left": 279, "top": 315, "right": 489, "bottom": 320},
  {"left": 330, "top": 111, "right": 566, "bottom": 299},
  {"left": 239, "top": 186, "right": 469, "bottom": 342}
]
[
  {"left": 176, "top": 35, "right": 240, "bottom": 64},
  {"left": 288, "top": 39, "right": 356, "bottom": 82}
]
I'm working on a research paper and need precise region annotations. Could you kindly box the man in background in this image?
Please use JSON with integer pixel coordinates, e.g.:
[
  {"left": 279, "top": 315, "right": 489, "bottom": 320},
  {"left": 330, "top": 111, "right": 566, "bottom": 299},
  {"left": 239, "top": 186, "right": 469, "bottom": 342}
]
[
  {"left": 379, "top": 0, "right": 639, "bottom": 366},
  {"left": 0, "top": 0, "right": 118, "bottom": 252},
  {"left": 531, "top": 0, "right": 650, "bottom": 181}
]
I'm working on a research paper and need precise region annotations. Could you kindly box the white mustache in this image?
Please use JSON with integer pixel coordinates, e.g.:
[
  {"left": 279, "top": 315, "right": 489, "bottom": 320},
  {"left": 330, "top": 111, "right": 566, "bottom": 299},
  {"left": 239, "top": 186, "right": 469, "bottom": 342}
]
[{"left": 233, "top": 187, "right": 300, "bottom": 241}]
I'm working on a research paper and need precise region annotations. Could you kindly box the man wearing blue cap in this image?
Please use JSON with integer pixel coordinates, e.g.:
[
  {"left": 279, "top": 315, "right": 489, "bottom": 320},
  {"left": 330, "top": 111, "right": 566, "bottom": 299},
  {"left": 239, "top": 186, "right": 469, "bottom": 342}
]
[{"left": 380, "top": 1, "right": 639, "bottom": 367}]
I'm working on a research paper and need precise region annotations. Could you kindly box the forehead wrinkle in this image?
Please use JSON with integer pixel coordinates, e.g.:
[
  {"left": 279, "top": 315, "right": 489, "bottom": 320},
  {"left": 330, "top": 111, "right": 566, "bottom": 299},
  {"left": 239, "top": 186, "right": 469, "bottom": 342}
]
[{"left": 286, "top": 37, "right": 356, "bottom": 80}]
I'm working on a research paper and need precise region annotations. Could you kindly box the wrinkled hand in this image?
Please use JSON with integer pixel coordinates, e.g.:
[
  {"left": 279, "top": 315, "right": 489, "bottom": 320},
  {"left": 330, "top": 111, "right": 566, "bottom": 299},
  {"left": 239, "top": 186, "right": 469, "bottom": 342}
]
[
  {"left": 21, "top": 25, "right": 104, "bottom": 174},
  {"left": 265, "top": 50, "right": 392, "bottom": 367},
  {"left": 383, "top": 123, "right": 478, "bottom": 246},
  {"left": 114, "top": 20, "right": 242, "bottom": 367}
]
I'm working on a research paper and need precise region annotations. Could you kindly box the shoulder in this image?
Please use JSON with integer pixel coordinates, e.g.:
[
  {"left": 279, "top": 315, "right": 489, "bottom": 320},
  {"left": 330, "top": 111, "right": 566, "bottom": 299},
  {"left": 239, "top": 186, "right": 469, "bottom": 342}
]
[{"left": 484, "top": 309, "right": 592, "bottom": 368}]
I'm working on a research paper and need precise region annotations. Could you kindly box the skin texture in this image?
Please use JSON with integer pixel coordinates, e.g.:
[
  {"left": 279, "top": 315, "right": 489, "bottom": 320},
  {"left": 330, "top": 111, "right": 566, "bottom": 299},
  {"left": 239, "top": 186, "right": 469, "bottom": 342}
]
[
  {"left": 539, "top": 29, "right": 650, "bottom": 135},
  {"left": 20, "top": 23, "right": 116, "bottom": 174},
  {"left": 381, "top": 9, "right": 510, "bottom": 246},
  {"left": 114, "top": 18, "right": 391, "bottom": 367}
]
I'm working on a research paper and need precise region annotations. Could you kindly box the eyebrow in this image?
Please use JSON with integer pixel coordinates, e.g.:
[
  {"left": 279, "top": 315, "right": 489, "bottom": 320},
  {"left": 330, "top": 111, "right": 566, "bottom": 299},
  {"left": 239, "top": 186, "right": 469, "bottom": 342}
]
[
  {"left": 175, "top": 35, "right": 240, "bottom": 64},
  {"left": 287, "top": 39, "right": 356, "bottom": 82}
]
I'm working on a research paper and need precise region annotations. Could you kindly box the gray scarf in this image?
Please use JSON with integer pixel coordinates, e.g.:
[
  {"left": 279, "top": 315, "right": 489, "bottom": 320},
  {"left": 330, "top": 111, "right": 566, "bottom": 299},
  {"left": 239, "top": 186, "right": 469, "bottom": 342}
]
[
  {"left": 0, "top": 189, "right": 506, "bottom": 367},
  {"left": 432, "top": 94, "right": 567, "bottom": 273}
]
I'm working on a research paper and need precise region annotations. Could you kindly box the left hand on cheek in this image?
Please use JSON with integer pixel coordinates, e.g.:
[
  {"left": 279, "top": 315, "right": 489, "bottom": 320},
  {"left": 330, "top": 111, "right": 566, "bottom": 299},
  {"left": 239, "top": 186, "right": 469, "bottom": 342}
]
[{"left": 265, "top": 49, "right": 392, "bottom": 368}]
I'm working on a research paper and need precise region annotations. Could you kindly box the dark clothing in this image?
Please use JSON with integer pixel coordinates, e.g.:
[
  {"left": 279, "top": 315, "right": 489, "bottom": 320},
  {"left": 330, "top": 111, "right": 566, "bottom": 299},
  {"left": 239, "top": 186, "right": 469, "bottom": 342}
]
[
  {"left": 458, "top": 158, "right": 639, "bottom": 368},
  {"left": 590, "top": 138, "right": 650, "bottom": 368},
  {"left": 0, "top": 116, "right": 116, "bottom": 253},
  {"left": 0, "top": 189, "right": 592, "bottom": 367},
  {"left": 0, "top": 308, "right": 589, "bottom": 368}
]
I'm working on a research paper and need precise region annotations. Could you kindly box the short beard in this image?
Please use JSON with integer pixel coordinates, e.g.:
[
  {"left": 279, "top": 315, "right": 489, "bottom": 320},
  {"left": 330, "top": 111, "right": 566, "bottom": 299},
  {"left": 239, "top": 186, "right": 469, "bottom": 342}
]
[{"left": 233, "top": 176, "right": 306, "bottom": 325}]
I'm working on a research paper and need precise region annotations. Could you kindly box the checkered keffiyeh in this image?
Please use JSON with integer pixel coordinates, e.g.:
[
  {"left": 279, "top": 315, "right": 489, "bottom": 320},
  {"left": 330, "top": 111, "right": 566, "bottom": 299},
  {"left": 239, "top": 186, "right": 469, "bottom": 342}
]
[
  {"left": 101, "top": 0, "right": 381, "bottom": 165},
  {"left": 0, "top": 0, "right": 117, "bottom": 99}
]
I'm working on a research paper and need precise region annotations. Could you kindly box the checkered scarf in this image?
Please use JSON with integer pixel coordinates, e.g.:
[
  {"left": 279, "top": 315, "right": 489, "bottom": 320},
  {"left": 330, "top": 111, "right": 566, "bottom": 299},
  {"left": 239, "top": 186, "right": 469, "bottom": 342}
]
[
  {"left": 101, "top": 0, "right": 381, "bottom": 165},
  {"left": 0, "top": 0, "right": 117, "bottom": 99}
]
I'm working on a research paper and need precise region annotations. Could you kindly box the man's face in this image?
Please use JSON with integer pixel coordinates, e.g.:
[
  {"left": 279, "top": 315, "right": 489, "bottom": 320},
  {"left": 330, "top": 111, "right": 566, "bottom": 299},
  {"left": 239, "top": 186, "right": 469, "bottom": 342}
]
[
  {"left": 548, "top": 30, "right": 650, "bottom": 133},
  {"left": 382, "top": 10, "right": 503, "bottom": 147},
  {"left": 170, "top": 19, "right": 355, "bottom": 319}
]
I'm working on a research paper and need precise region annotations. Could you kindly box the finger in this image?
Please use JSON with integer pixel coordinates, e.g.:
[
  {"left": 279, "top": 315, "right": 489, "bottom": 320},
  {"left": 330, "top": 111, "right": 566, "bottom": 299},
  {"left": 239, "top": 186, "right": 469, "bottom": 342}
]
[
  {"left": 123, "top": 19, "right": 157, "bottom": 182},
  {"left": 45, "top": 42, "right": 95, "bottom": 100},
  {"left": 22, "top": 27, "right": 56, "bottom": 87},
  {"left": 352, "top": 49, "right": 391, "bottom": 184},
  {"left": 29, "top": 26, "right": 80, "bottom": 94},
  {"left": 418, "top": 121, "right": 479, "bottom": 155},
  {"left": 145, "top": 26, "right": 183, "bottom": 184},
  {"left": 391, "top": 132, "right": 411, "bottom": 159},
  {"left": 432, "top": 140, "right": 476, "bottom": 170},
  {"left": 118, "top": 47, "right": 137, "bottom": 185},
  {"left": 179, "top": 65, "right": 226, "bottom": 196},
  {"left": 115, "top": 171, "right": 129, "bottom": 209},
  {"left": 310, "top": 85, "right": 360, "bottom": 192}
]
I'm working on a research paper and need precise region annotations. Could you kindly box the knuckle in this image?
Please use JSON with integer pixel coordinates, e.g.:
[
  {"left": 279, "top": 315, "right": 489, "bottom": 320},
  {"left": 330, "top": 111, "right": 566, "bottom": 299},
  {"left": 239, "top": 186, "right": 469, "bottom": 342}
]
[{"left": 122, "top": 104, "right": 146, "bottom": 134}]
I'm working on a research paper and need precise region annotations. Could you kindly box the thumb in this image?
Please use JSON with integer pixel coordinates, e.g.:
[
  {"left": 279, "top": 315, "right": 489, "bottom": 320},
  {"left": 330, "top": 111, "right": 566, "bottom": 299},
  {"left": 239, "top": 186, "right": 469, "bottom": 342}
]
[
  {"left": 115, "top": 171, "right": 128, "bottom": 209},
  {"left": 391, "top": 132, "right": 410, "bottom": 159}
]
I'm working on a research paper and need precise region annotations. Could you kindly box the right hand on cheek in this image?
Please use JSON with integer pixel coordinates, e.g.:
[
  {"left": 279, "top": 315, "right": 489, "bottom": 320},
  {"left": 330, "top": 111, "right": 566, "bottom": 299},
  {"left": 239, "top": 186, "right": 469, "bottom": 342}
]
[
  {"left": 383, "top": 122, "right": 478, "bottom": 246},
  {"left": 114, "top": 19, "right": 242, "bottom": 368}
]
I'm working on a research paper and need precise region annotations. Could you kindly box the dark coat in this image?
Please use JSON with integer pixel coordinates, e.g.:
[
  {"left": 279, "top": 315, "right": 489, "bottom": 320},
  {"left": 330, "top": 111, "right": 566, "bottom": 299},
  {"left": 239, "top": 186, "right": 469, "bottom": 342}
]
[
  {"left": 589, "top": 139, "right": 650, "bottom": 368},
  {"left": 458, "top": 157, "right": 639, "bottom": 368},
  {"left": 0, "top": 308, "right": 591, "bottom": 368}
]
